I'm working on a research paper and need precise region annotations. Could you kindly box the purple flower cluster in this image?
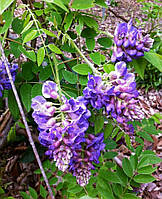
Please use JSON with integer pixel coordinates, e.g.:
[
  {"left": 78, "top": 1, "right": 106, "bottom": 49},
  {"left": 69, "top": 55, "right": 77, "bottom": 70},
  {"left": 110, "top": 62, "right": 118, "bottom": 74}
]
[
  {"left": 0, "top": 60, "right": 18, "bottom": 97},
  {"left": 83, "top": 61, "right": 144, "bottom": 134},
  {"left": 111, "top": 20, "right": 154, "bottom": 62},
  {"left": 31, "top": 81, "right": 105, "bottom": 186}
]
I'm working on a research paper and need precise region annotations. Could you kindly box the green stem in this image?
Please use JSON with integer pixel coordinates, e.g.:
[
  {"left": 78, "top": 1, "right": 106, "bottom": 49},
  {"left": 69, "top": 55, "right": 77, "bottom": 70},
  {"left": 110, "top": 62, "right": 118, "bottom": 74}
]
[
  {"left": 98, "top": 30, "right": 114, "bottom": 39},
  {"left": 69, "top": 38, "right": 101, "bottom": 75},
  {"left": 52, "top": 53, "right": 65, "bottom": 120},
  {"left": 26, "top": 6, "right": 56, "bottom": 81}
]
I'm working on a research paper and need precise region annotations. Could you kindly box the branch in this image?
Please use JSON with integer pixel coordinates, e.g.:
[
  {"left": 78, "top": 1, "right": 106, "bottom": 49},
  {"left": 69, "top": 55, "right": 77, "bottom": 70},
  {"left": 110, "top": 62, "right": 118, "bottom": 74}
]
[
  {"left": 0, "top": 116, "right": 13, "bottom": 149},
  {"left": 0, "top": 41, "right": 55, "bottom": 199},
  {"left": 108, "top": 7, "right": 129, "bottom": 23}
]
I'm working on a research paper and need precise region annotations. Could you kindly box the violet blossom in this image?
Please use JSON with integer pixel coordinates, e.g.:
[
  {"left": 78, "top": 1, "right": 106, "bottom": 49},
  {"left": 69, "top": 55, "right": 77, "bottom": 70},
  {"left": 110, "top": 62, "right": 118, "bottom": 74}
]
[
  {"left": 112, "top": 20, "right": 154, "bottom": 62},
  {"left": 0, "top": 60, "right": 18, "bottom": 97}
]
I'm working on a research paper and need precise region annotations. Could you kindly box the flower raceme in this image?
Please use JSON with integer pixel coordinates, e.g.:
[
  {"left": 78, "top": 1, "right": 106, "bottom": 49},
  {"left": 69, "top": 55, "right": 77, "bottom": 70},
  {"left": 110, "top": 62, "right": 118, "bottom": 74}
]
[
  {"left": 0, "top": 60, "right": 18, "bottom": 97},
  {"left": 83, "top": 61, "right": 144, "bottom": 134},
  {"left": 31, "top": 61, "right": 143, "bottom": 186},
  {"left": 31, "top": 81, "right": 106, "bottom": 186},
  {"left": 111, "top": 20, "right": 154, "bottom": 62}
]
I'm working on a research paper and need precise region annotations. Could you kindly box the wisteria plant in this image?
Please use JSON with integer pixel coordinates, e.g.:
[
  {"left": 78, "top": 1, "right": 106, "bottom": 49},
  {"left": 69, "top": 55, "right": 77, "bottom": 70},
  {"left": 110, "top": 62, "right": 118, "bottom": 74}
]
[{"left": 0, "top": 0, "right": 161, "bottom": 199}]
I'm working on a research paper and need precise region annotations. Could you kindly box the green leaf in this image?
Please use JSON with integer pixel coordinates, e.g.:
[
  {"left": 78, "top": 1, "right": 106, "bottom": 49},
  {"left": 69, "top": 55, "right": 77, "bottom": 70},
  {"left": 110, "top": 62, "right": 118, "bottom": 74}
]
[
  {"left": 137, "top": 131, "right": 153, "bottom": 142},
  {"left": 35, "top": 9, "right": 43, "bottom": 16},
  {"left": 144, "top": 51, "right": 162, "bottom": 72},
  {"left": 20, "top": 191, "right": 31, "bottom": 199},
  {"left": 0, "top": 0, "right": 14, "bottom": 14},
  {"left": 42, "top": 28, "right": 57, "bottom": 37},
  {"left": 116, "top": 166, "right": 128, "bottom": 186},
  {"left": 112, "top": 184, "right": 123, "bottom": 197},
  {"left": 37, "top": 47, "right": 45, "bottom": 66},
  {"left": 64, "top": 12, "right": 73, "bottom": 31},
  {"left": 89, "top": 52, "right": 101, "bottom": 65},
  {"left": 81, "top": 27, "right": 98, "bottom": 39},
  {"left": 104, "top": 122, "right": 113, "bottom": 139},
  {"left": 23, "top": 30, "right": 37, "bottom": 43},
  {"left": 49, "top": 177, "right": 58, "bottom": 185},
  {"left": 10, "top": 38, "right": 22, "bottom": 58},
  {"left": 20, "top": 84, "right": 32, "bottom": 112},
  {"left": 122, "top": 158, "right": 134, "bottom": 177},
  {"left": 48, "top": 44, "right": 62, "bottom": 54},
  {"left": 97, "top": 175, "right": 115, "bottom": 199},
  {"left": 134, "top": 174, "right": 156, "bottom": 183},
  {"left": 7, "top": 124, "right": 16, "bottom": 142},
  {"left": 83, "top": 16, "right": 98, "bottom": 30},
  {"left": 21, "top": 20, "right": 33, "bottom": 34},
  {"left": 71, "top": 0, "right": 94, "bottom": 9},
  {"left": 86, "top": 38, "right": 95, "bottom": 51},
  {"left": 12, "top": 18, "right": 24, "bottom": 34},
  {"left": 123, "top": 193, "right": 140, "bottom": 199},
  {"left": 43, "top": 0, "right": 69, "bottom": 12},
  {"left": 0, "top": 11, "right": 12, "bottom": 34},
  {"left": 125, "top": 134, "right": 131, "bottom": 148},
  {"left": 135, "top": 145, "right": 143, "bottom": 156},
  {"left": 111, "top": 127, "right": 119, "bottom": 138},
  {"left": 103, "top": 64, "right": 115, "bottom": 74},
  {"left": 131, "top": 57, "right": 147, "bottom": 79},
  {"left": 19, "top": 46, "right": 36, "bottom": 62},
  {"left": 62, "top": 70, "right": 78, "bottom": 84},
  {"left": 104, "top": 151, "right": 118, "bottom": 159},
  {"left": 135, "top": 137, "right": 144, "bottom": 145},
  {"left": 80, "top": 196, "right": 97, "bottom": 199},
  {"left": 8, "top": 90, "right": 19, "bottom": 120},
  {"left": 104, "top": 139, "right": 117, "bottom": 150},
  {"left": 138, "top": 155, "right": 162, "bottom": 168},
  {"left": 97, "top": 37, "right": 113, "bottom": 48},
  {"left": 39, "top": 65, "right": 52, "bottom": 81},
  {"left": 72, "top": 64, "right": 92, "bottom": 75},
  {"left": 29, "top": 187, "right": 38, "bottom": 199},
  {"left": 0, "top": 186, "right": 5, "bottom": 194},
  {"left": 94, "top": 115, "right": 104, "bottom": 134},
  {"left": 116, "top": 131, "right": 124, "bottom": 142},
  {"left": 79, "top": 75, "right": 88, "bottom": 85},
  {"left": 137, "top": 165, "right": 157, "bottom": 174},
  {"left": 22, "top": 61, "right": 34, "bottom": 81},
  {"left": 99, "top": 169, "right": 121, "bottom": 183},
  {"left": 95, "top": 0, "right": 108, "bottom": 8},
  {"left": 67, "top": 183, "right": 83, "bottom": 194},
  {"left": 130, "top": 155, "right": 138, "bottom": 171},
  {"left": 31, "top": 84, "right": 42, "bottom": 98},
  {"left": 40, "top": 185, "right": 47, "bottom": 198}
]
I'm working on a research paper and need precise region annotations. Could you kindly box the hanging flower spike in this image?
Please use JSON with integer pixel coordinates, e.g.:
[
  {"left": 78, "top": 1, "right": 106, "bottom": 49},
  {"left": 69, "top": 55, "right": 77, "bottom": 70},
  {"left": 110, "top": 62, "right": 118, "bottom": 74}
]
[
  {"left": 0, "top": 60, "right": 18, "bottom": 97},
  {"left": 112, "top": 19, "right": 154, "bottom": 62}
]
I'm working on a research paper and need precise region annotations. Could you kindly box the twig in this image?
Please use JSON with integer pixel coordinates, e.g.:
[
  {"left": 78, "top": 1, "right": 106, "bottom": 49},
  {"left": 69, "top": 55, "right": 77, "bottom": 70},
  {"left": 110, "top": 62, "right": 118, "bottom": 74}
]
[
  {"left": 0, "top": 116, "right": 13, "bottom": 149},
  {"left": 0, "top": 40, "right": 55, "bottom": 199},
  {"left": 0, "top": 111, "right": 11, "bottom": 134},
  {"left": 58, "top": 54, "right": 73, "bottom": 72},
  {"left": 108, "top": 7, "right": 129, "bottom": 23},
  {"left": 69, "top": 0, "right": 75, "bottom": 7},
  {"left": 113, "top": 156, "right": 122, "bottom": 167},
  {"left": 70, "top": 38, "right": 101, "bottom": 75}
]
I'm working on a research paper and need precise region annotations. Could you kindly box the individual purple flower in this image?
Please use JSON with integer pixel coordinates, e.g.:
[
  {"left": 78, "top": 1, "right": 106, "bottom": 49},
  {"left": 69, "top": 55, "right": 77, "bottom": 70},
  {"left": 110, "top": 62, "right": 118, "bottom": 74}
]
[
  {"left": 61, "top": 97, "right": 91, "bottom": 134},
  {"left": 83, "top": 74, "right": 105, "bottom": 109},
  {"left": 42, "top": 81, "right": 59, "bottom": 99},
  {"left": 31, "top": 96, "right": 56, "bottom": 131},
  {"left": 112, "top": 20, "right": 154, "bottom": 62}
]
